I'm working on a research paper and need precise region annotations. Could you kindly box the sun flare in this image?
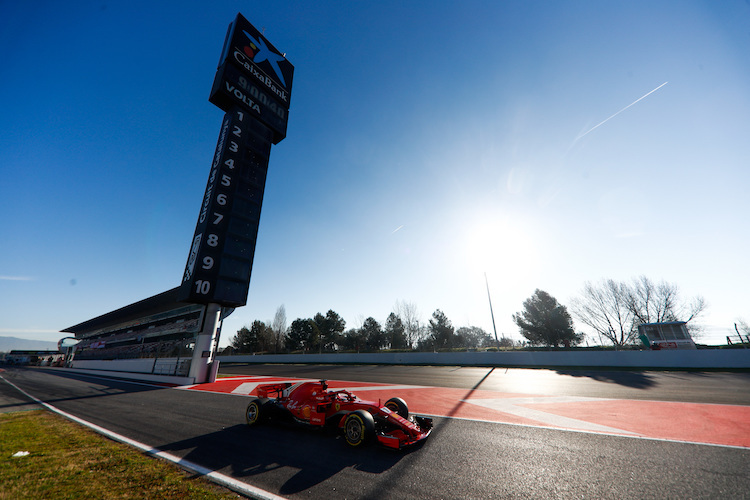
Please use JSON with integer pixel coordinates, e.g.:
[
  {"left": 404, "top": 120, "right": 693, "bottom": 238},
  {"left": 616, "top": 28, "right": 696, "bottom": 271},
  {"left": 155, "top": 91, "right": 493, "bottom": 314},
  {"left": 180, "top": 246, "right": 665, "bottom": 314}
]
[{"left": 461, "top": 214, "right": 540, "bottom": 287}]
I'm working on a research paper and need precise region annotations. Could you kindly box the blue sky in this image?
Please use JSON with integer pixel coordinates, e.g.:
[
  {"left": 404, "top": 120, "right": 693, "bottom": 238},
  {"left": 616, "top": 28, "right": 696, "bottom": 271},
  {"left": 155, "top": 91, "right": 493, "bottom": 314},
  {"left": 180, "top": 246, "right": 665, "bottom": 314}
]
[{"left": 2, "top": 1, "right": 748, "bottom": 347}]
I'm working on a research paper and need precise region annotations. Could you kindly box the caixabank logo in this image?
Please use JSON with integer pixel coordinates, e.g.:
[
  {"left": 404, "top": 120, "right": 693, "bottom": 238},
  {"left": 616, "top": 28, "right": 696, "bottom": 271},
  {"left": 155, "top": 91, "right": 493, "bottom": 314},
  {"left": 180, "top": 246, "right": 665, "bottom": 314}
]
[{"left": 225, "top": 13, "right": 294, "bottom": 106}]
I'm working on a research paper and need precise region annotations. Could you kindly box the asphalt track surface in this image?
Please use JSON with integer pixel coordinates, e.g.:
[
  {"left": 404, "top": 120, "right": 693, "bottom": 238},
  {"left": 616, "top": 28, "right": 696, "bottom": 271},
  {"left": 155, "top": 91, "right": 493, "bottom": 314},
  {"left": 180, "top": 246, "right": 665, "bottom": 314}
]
[{"left": 2, "top": 365, "right": 749, "bottom": 499}]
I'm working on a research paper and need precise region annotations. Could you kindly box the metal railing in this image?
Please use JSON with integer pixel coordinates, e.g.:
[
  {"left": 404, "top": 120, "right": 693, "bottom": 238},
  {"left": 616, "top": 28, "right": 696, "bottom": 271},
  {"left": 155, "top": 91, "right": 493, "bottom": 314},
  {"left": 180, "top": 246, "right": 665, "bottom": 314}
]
[{"left": 726, "top": 335, "right": 750, "bottom": 348}]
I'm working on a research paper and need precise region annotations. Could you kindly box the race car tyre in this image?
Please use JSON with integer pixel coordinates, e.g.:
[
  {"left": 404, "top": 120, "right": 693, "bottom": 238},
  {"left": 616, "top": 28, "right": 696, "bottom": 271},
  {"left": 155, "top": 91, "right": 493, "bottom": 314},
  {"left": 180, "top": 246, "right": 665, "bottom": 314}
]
[
  {"left": 245, "top": 398, "right": 265, "bottom": 426},
  {"left": 385, "top": 397, "right": 409, "bottom": 419},
  {"left": 344, "top": 410, "right": 375, "bottom": 447}
]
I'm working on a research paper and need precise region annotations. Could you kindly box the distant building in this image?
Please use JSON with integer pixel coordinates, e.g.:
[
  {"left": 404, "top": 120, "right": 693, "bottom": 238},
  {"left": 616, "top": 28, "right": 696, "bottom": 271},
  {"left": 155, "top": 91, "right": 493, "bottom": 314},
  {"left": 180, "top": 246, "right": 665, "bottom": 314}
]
[
  {"left": 2, "top": 350, "right": 62, "bottom": 365},
  {"left": 638, "top": 321, "right": 697, "bottom": 349}
]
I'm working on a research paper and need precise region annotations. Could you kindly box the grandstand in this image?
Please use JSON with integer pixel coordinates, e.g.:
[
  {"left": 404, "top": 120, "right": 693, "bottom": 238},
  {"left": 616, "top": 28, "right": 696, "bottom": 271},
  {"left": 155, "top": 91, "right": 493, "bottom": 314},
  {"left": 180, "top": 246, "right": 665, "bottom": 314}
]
[{"left": 61, "top": 287, "right": 225, "bottom": 382}]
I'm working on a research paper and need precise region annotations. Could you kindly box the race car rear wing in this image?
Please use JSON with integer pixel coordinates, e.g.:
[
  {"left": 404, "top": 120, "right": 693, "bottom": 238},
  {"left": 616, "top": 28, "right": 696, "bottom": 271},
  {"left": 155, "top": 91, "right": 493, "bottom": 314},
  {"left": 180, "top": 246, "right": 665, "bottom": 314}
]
[{"left": 256, "top": 383, "right": 292, "bottom": 398}]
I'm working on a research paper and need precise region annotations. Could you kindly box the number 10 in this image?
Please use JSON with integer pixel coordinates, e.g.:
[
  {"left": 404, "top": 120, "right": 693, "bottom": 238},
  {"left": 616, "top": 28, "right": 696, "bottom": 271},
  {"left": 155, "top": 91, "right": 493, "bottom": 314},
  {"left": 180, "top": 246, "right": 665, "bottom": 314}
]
[{"left": 194, "top": 280, "right": 211, "bottom": 295}]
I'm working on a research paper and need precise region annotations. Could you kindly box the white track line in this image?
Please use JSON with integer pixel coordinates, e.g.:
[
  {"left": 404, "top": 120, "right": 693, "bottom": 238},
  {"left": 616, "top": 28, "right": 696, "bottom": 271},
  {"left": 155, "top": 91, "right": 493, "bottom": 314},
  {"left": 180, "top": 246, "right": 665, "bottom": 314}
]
[
  {"left": 230, "top": 379, "right": 314, "bottom": 395},
  {"left": 0, "top": 375, "right": 286, "bottom": 500},
  {"left": 335, "top": 385, "right": 423, "bottom": 392}
]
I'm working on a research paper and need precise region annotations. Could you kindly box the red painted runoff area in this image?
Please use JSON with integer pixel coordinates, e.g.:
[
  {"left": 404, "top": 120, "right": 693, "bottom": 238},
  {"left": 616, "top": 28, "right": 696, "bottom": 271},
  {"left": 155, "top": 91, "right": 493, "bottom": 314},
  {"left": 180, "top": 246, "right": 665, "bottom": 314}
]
[{"left": 181, "top": 375, "right": 750, "bottom": 449}]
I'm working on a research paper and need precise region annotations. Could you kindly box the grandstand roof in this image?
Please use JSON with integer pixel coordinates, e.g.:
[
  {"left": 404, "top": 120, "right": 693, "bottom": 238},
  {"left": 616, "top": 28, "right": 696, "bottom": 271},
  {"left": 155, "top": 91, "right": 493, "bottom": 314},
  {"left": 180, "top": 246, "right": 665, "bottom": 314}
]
[{"left": 61, "top": 287, "right": 192, "bottom": 337}]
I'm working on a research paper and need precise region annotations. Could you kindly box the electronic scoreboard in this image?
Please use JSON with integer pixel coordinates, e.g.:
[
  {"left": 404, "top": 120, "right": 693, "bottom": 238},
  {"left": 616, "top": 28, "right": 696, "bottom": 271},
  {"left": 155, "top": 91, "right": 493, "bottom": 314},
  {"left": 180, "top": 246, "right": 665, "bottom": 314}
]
[{"left": 179, "top": 13, "right": 294, "bottom": 307}]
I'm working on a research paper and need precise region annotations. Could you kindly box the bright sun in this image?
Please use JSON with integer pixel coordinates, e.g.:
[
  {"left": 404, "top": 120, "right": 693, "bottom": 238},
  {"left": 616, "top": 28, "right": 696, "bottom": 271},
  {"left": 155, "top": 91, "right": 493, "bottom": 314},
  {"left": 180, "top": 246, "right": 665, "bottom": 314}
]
[{"left": 461, "top": 214, "right": 541, "bottom": 288}]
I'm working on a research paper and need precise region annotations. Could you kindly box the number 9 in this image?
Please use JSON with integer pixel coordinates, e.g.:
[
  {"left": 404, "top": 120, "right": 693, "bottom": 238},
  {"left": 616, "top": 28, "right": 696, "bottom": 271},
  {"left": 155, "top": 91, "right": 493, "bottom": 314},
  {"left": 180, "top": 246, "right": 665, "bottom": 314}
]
[{"left": 202, "top": 256, "right": 214, "bottom": 270}]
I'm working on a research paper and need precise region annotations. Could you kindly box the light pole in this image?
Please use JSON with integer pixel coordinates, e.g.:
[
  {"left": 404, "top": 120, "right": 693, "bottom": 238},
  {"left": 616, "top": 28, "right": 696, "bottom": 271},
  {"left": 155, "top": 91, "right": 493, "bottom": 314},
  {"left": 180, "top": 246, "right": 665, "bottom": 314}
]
[{"left": 485, "top": 273, "right": 502, "bottom": 348}]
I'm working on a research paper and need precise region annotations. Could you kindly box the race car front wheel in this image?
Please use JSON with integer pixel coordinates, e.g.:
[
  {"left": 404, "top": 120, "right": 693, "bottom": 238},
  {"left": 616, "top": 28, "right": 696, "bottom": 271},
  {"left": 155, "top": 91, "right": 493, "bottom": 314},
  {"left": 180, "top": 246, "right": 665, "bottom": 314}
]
[
  {"left": 344, "top": 410, "right": 375, "bottom": 447},
  {"left": 246, "top": 398, "right": 265, "bottom": 426},
  {"left": 385, "top": 397, "right": 409, "bottom": 419}
]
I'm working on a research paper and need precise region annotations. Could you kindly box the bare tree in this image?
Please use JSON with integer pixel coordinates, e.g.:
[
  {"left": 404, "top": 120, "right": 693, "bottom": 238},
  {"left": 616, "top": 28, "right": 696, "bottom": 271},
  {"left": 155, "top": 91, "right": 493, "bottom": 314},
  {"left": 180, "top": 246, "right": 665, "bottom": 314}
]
[
  {"left": 393, "top": 300, "right": 421, "bottom": 349},
  {"left": 572, "top": 277, "right": 708, "bottom": 346},
  {"left": 628, "top": 276, "right": 706, "bottom": 327},
  {"left": 271, "top": 304, "right": 287, "bottom": 353},
  {"left": 571, "top": 279, "right": 637, "bottom": 346}
]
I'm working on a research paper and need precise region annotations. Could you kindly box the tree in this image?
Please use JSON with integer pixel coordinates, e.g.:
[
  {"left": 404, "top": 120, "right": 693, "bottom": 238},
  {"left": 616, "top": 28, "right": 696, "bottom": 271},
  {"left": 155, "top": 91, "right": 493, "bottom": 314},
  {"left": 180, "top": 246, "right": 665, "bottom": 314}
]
[
  {"left": 627, "top": 276, "right": 706, "bottom": 336},
  {"left": 230, "top": 320, "right": 272, "bottom": 353},
  {"left": 257, "top": 320, "right": 276, "bottom": 352},
  {"left": 570, "top": 280, "right": 636, "bottom": 346},
  {"left": 271, "top": 305, "right": 288, "bottom": 353},
  {"left": 230, "top": 326, "right": 254, "bottom": 353},
  {"left": 384, "top": 313, "right": 408, "bottom": 349},
  {"left": 571, "top": 277, "right": 707, "bottom": 346},
  {"left": 313, "top": 310, "right": 346, "bottom": 352},
  {"left": 394, "top": 300, "right": 421, "bottom": 349},
  {"left": 286, "top": 318, "right": 318, "bottom": 352},
  {"left": 340, "top": 328, "right": 367, "bottom": 352},
  {"left": 497, "top": 336, "right": 517, "bottom": 349},
  {"left": 361, "top": 317, "right": 386, "bottom": 351},
  {"left": 429, "top": 310, "right": 455, "bottom": 350},
  {"left": 455, "top": 326, "right": 494, "bottom": 349},
  {"left": 513, "top": 290, "right": 580, "bottom": 347}
]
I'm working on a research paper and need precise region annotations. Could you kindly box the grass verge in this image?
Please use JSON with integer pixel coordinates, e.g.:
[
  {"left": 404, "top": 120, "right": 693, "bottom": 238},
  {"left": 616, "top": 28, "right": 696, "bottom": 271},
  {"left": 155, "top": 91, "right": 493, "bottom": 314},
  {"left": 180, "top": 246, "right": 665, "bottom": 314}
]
[{"left": 0, "top": 410, "right": 239, "bottom": 499}]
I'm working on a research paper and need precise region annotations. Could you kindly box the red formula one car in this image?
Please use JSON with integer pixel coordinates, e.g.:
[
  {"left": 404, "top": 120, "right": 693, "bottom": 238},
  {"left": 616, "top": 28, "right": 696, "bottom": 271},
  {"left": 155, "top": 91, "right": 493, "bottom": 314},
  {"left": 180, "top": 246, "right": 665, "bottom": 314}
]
[{"left": 244, "top": 380, "right": 432, "bottom": 449}]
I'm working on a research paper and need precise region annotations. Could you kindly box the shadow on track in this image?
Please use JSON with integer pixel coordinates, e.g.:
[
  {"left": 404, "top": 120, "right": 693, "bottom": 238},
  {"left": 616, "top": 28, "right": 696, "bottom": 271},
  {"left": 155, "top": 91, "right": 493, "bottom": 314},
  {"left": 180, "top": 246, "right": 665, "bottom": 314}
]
[
  {"left": 157, "top": 422, "right": 413, "bottom": 495},
  {"left": 406, "top": 367, "right": 495, "bottom": 442},
  {"left": 553, "top": 369, "right": 656, "bottom": 388},
  {"left": 0, "top": 367, "right": 164, "bottom": 410},
  {"left": 350, "top": 368, "right": 496, "bottom": 498}
]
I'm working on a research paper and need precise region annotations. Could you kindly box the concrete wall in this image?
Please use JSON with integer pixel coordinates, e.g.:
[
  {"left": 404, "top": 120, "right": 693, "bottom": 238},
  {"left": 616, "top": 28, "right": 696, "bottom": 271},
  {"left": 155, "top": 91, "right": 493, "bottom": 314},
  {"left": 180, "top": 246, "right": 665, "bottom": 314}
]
[
  {"left": 41, "top": 365, "right": 195, "bottom": 386},
  {"left": 54, "top": 349, "right": 747, "bottom": 387},
  {"left": 218, "top": 349, "right": 750, "bottom": 370},
  {"left": 68, "top": 357, "right": 195, "bottom": 385},
  {"left": 72, "top": 358, "right": 157, "bottom": 373}
]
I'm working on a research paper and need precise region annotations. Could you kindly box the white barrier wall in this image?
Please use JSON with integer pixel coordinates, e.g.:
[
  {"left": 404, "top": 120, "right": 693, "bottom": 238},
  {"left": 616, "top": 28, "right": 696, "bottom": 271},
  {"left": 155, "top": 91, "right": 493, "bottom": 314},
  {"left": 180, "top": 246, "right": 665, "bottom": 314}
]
[
  {"left": 218, "top": 349, "right": 750, "bottom": 370},
  {"left": 72, "top": 357, "right": 192, "bottom": 375},
  {"left": 44, "top": 365, "right": 195, "bottom": 386},
  {"left": 72, "top": 358, "right": 157, "bottom": 373}
]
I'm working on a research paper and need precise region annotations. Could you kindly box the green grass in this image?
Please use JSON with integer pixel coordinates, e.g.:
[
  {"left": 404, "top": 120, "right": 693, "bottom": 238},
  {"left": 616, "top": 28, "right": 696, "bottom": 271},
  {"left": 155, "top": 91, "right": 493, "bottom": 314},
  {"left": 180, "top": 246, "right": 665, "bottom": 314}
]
[{"left": 0, "top": 410, "right": 239, "bottom": 499}]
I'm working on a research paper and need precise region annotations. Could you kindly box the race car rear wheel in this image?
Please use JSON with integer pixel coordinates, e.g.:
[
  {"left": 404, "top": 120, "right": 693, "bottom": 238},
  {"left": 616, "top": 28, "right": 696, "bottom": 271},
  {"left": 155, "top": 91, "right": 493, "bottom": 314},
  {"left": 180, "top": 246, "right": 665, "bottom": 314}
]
[
  {"left": 385, "top": 397, "right": 409, "bottom": 419},
  {"left": 245, "top": 398, "right": 265, "bottom": 426},
  {"left": 344, "top": 410, "right": 375, "bottom": 447}
]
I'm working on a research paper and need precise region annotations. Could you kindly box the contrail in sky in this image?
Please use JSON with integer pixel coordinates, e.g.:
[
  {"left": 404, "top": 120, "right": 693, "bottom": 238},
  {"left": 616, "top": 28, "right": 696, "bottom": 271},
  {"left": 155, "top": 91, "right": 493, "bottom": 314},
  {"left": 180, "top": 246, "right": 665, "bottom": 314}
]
[
  {"left": 391, "top": 225, "right": 404, "bottom": 234},
  {"left": 576, "top": 81, "right": 669, "bottom": 140}
]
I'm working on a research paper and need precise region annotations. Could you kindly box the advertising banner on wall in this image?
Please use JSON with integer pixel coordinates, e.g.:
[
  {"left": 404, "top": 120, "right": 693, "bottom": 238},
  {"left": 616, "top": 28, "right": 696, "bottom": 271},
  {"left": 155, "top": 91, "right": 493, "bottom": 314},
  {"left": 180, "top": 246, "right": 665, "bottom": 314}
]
[{"left": 209, "top": 13, "right": 294, "bottom": 143}]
